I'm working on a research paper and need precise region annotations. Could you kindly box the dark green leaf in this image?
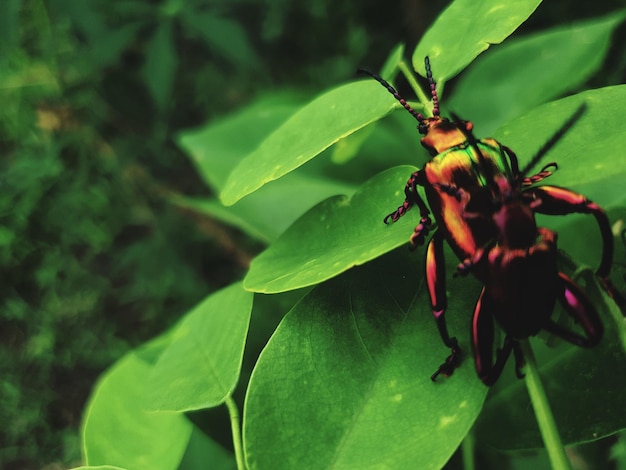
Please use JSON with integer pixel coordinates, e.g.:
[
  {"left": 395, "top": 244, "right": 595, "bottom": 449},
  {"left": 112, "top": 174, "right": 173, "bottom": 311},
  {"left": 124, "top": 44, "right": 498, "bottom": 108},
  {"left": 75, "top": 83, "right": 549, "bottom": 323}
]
[
  {"left": 142, "top": 21, "right": 177, "bottom": 112},
  {"left": 450, "top": 11, "right": 626, "bottom": 134},
  {"left": 243, "top": 166, "right": 419, "bottom": 293},
  {"left": 145, "top": 282, "right": 253, "bottom": 412},
  {"left": 181, "top": 11, "right": 260, "bottom": 68},
  {"left": 244, "top": 251, "right": 487, "bottom": 469},
  {"left": 0, "top": 0, "right": 21, "bottom": 49},
  {"left": 413, "top": 0, "right": 542, "bottom": 82},
  {"left": 220, "top": 81, "right": 400, "bottom": 205}
]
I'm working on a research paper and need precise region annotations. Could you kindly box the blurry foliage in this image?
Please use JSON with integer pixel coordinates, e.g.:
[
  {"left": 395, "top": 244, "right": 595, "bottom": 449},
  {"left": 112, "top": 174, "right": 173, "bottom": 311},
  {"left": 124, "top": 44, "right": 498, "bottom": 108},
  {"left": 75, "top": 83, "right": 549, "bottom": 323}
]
[
  {"left": 1, "top": 0, "right": 626, "bottom": 469},
  {"left": 0, "top": 0, "right": 410, "bottom": 468}
]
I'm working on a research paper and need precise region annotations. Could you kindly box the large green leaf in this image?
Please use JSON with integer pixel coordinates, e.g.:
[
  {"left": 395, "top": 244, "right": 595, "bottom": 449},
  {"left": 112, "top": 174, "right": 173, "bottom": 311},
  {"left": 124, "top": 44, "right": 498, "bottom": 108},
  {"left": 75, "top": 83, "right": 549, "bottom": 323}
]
[
  {"left": 243, "top": 165, "right": 420, "bottom": 293},
  {"left": 493, "top": 85, "right": 626, "bottom": 207},
  {"left": 413, "top": 0, "right": 542, "bottom": 82},
  {"left": 145, "top": 282, "right": 253, "bottom": 412},
  {"left": 243, "top": 251, "right": 487, "bottom": 469},
  {"left": 82, "top": 350, "right": 192, "bottom": 469},
  {"left": 449, "top": 11, "right": 626, "bottom": 135},
  {"left": 220, "top": 80, "right": 400, "bottom": 206}
]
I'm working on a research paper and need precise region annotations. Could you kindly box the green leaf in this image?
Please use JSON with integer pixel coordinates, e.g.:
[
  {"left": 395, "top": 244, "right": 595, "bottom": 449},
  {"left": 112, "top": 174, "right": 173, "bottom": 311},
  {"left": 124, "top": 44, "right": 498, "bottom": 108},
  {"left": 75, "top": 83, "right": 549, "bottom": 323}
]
[
  {"left": 0, "top": 0, "right": 22, "bottom": 49},
  {"left": 171, "top": 171, "right": 355, "bottom": 243},
  {"left": 220, "top": 80, "right": 400, "bottom": 206},
  {"left": 181, "top": 10, "right": 260, "bottom": 69},
  {"left": 142, "top": 20, "right": 177, "bottom": 112},
  {"left": 177, "top": 92, "right": 304, "bottom": 192},
  {"left": 243, "top": 166, "right": 420, "bottom": 293},
  {"left": 413, "top": 0, "right": 542, "bottom": 82},
  {"left": 144, "top": 282, "right": 253, "bottom": 412},
  {"left": 244, "top": 251, "right": 487, "bottom": 469},
  {"left": 176, "top": 92, "right": 356, "bottom": 242},
  {"left": 82, "top": 351, "right": 192, "bottom": 469},
  {"left": 449, "top": 11, "right": 626, "bottom": 135},
  {"left": 493, "top": 85, "right": 626, "bottom": 207}
]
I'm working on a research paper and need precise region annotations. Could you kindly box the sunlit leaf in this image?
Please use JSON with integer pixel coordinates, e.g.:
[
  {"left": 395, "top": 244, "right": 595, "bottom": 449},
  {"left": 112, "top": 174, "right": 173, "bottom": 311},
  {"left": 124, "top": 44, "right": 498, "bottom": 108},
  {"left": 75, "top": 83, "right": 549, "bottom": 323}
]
[
  {"left": 82, "top": 350, "right": 191, "bottom": 469},
  {"left": 145, "top": 282, "right": 252, "bottom": 412},
  {"left": 244, "top": 166, "right": 419, "bottom": 293},
  {"left": 413, "top": 0, "right": 542, "bottom": 81},
  {"left": 220, "top": 80, "right": 400, "bottom": 205}
]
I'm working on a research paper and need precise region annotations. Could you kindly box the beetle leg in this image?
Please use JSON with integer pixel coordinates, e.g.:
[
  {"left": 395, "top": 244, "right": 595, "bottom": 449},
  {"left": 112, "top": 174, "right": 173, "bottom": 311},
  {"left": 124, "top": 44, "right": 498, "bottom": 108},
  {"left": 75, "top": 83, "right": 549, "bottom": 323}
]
[
  {"left": 526, "top": 185, "right": 614, "bottom": 279},
  {"left": 455, "top": 244, "right": 490, "bottom": 278},
  {"left": 521, "top": 162, "right": 558, "bottom": 187},
  {"left": 384, "top": 171, "right": 423, "bottom": 223},
  {"left": 542, "top": 272, "right": 603, "bottom": 347},
  {"left": 408, "top": 214, "right": 433, "bottom": 249},
  {"left": 471, "top": 287, "right": 521, "bottom": 385},
  {"left": 427, "top": 232, "right": 462, "bottom": 380}
]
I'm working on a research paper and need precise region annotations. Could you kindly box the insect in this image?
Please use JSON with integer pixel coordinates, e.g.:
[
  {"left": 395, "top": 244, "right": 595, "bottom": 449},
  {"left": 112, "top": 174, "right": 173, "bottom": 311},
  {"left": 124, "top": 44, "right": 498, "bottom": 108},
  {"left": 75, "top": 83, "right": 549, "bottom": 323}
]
[{"left": 361, "top": 57, "right": 617, "bottom": 385}]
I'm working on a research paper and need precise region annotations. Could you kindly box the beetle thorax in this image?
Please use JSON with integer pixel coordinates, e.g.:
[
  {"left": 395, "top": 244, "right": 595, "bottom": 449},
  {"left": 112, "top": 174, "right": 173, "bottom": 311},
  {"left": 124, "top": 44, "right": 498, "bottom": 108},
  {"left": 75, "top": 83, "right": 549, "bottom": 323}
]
[{"left": 420, "top": 118, "right": 474, "bottom": 156}]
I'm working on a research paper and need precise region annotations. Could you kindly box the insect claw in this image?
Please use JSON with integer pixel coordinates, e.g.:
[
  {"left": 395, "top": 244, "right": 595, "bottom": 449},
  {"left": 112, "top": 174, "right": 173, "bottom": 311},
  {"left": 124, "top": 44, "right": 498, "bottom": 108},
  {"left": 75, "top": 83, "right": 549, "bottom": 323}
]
[
  {"left": 408, "top": 217, "right": 432, "bottom": 248},
  {"left": 383, "top": 213, "right": 396, "bottom": 224},
  {"left": 431, "top": 346, "right": 462, "bottom": 381}
]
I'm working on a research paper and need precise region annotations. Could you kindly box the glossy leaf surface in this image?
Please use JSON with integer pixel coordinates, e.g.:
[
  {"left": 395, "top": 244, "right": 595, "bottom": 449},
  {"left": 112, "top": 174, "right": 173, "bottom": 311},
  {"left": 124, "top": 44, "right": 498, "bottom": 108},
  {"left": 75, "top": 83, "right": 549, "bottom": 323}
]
[
  {"left": 244, "top": 251, "right": 487, "bottom": 469},
  {"left": 244, "top": 166, "right": 419, "bottom": 293}
]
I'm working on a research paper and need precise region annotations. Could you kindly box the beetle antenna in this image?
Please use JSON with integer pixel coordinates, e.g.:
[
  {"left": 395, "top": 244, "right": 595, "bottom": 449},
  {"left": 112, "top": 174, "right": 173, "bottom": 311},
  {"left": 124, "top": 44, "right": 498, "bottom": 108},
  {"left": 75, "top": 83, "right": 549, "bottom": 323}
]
[
  {"left": 424, "top": 56, "right": 440, "bottom": 117},
  {"left": 520, "top": 103, "right": 587, "bottom": 178},
  {"left": 358, "top": 68, "right": 425, "bottom": 124}
]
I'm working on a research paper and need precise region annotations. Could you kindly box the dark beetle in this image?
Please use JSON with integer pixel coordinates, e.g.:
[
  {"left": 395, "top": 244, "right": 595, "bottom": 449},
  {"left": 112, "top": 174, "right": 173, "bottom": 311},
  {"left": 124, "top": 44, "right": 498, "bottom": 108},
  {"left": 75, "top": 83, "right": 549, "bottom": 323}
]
[{"left": 362, "top": 57, "right": 616, "bottom": 385}]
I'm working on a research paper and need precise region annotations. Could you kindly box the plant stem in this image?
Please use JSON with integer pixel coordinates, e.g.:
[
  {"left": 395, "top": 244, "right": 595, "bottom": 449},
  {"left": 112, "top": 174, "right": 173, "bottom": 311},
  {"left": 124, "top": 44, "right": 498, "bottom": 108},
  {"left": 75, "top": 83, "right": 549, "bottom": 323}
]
[
  {"left": 461, "top": 428, "right": 475, "bottom": 470},
  {"left": 225, "top": 395, "right": 246, "bottom": 470},
  {"left": 519, "top": 339, "right": 571, "bottom": 470},
  {"left": 397, "top": 60, "right": 430, "bottom": 108}
]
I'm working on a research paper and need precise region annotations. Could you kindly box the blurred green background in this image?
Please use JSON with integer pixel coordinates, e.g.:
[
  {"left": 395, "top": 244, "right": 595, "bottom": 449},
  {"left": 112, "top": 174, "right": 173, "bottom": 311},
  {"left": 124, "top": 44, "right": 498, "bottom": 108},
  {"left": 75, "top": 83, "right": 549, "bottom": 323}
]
[{"left": 1, "top": 0, "right": 625, "bottom": 469}]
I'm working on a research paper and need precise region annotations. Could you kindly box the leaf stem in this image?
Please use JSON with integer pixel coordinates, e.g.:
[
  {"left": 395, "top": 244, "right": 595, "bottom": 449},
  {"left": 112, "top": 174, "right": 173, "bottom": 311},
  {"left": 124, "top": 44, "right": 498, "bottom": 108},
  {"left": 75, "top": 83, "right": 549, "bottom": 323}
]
[
  {"left": 519, "top": 339, "right": 571, "bottom": 470},
  {"left": 461, "top": 428, "right": 475, "bottom": 470},
  {"left": 225, "top": 395, "right": 246, "bottom": 470},
  {"left": 397, "top": 60, "right": 430, "bottom": 108}
]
